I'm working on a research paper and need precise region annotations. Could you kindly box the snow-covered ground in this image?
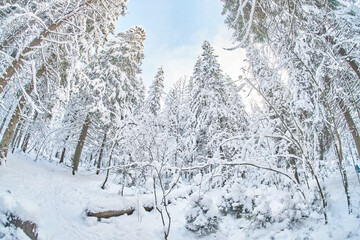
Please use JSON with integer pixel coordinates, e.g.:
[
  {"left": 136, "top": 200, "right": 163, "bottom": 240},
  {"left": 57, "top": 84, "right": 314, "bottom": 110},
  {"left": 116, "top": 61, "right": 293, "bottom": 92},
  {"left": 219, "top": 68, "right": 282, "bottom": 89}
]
[{"left": 1, "top": 153, "right": 360, "bottom": 240}]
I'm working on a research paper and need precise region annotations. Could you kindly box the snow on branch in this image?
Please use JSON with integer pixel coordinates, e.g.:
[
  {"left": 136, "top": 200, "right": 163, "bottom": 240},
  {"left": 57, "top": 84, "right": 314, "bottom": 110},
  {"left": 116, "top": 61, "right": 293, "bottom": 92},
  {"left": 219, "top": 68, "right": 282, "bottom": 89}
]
[{"left": 225, "top": 0, "right": 257, "bottom": 50}]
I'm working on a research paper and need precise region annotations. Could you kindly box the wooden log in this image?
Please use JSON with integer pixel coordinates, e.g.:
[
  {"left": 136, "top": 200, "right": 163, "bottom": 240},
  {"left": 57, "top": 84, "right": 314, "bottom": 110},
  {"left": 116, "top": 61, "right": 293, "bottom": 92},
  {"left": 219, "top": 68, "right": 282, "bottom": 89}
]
[
  {"left": 5, "top": 213, "right": 38, "bottom": 240},
  {"left": 86, "top": 205, "right": 155, "bottom": 219},
  {"left": 86, "top": 208, "right": 135, "bottom": 218}
]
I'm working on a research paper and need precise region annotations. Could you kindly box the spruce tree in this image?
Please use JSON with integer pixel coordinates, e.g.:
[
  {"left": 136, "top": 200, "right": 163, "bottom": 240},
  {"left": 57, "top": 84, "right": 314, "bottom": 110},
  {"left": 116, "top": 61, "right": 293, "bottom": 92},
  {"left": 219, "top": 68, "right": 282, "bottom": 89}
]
[{"left": 146, "top": 67, "right": 165, "bottom": 116}]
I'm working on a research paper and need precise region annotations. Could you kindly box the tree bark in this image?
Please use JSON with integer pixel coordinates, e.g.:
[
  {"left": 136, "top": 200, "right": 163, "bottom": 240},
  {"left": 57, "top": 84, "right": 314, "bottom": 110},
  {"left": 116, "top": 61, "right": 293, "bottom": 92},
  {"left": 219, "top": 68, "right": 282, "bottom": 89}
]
[
  {"left": 72, "top": 114, "right": 90, "bottom": 175},
  {"left": 96, "top": 132, "right": 107, "bottom": 175}
]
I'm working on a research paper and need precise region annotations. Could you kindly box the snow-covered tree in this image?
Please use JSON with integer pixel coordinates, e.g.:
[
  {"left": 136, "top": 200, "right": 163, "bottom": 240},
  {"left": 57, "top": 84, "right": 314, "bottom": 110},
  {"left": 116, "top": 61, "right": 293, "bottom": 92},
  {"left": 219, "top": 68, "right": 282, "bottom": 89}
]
[
  {"left": 162, "top": 77, "right": 191, "bottom": 168},
  {"left": 0, "top": 0, "right": 130, "bottom": 165},
  {"left": 187, "top": 40, "right": 245, "bottom": 169},
  {"left": 70, "top": 26, "right": 146, "bottom": 174},
  {"left": 220, "top": 0, "right": 360, "bottom": 221},
  {"left": 145, "top": 67, "right": 165, "bottom": 116},
  {"left": 185, "top": 193, "right": 220, "bottom": 235}
]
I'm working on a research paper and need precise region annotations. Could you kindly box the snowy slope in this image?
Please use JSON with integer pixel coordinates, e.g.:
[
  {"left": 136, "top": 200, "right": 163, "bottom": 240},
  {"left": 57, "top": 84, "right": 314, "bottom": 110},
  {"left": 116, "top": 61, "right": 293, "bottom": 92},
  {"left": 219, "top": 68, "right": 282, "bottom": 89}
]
[
  {"left": 1, "top": 153, "right": 360, "bottom": 240},
  {"left": 0, "top": 153, "right": 196, "bottom": 240}
]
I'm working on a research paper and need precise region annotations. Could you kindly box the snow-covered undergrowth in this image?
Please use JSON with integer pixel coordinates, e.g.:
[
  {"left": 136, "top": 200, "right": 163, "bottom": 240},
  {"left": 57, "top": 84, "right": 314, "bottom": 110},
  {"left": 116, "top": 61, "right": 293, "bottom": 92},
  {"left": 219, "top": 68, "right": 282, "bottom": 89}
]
[{"left": 1, "top": 153, "right": 360, "bottom": 240}]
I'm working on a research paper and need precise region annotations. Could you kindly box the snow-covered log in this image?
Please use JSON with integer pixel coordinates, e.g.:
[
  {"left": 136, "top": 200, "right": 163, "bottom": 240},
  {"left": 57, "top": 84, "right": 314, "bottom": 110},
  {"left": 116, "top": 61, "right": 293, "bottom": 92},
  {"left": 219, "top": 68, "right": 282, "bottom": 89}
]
[
  {"left": 85, "top": 206, "right": 156, "bottom": 219},
  {"left": 0, "top": 192, "right": 39, "bottom": 239},
  {"left": 5, "top": 213, "right": 38, "bottom": 240},
  {"left": 86, "top": 209, "right": 135, "bottom": 218}
]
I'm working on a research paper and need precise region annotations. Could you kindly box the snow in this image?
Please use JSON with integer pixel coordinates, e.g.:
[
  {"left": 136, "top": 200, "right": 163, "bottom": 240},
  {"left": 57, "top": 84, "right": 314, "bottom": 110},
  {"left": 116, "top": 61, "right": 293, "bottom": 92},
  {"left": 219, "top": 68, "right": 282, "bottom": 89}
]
[
  {"left": 86, "top": 197, "right": 136, "bottom": 213},
  {"left": 0, "top": 193, "right": 40, "bottom": 224},
  {"left": 1, "top": 152, "right": 360, "bottom": 239}
]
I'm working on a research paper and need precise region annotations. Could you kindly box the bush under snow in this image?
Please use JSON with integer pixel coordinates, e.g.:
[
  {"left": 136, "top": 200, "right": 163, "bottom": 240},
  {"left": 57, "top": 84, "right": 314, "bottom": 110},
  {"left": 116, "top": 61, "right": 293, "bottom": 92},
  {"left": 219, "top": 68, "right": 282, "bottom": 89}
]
[
  {"left": 219, "top": 179, "right": 314, "bottom": 228},
  {"left": 185, "top": 194, "right": 220, "bottom": 235}
]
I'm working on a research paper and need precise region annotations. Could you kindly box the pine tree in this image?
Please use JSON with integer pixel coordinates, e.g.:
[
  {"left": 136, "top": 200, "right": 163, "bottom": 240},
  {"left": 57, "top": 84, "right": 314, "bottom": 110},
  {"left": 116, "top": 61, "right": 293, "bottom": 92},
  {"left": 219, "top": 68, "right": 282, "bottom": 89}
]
[
  {"left": 188, "top": 41, "right": 233, "bottom": 165},
  {"left": 146, "top": 67, "right": 165, "bottom": 116}
]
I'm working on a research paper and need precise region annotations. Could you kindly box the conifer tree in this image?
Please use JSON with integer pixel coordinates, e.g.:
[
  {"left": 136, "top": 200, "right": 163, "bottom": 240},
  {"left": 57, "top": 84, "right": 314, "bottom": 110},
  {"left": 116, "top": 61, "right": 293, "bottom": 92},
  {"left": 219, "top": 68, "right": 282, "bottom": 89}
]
[
  {"left": 146, "top": 67, "right": 165, "bottom": 116},
  {"left": 188, "top": 41, "right": 235, "bottom": 165}
]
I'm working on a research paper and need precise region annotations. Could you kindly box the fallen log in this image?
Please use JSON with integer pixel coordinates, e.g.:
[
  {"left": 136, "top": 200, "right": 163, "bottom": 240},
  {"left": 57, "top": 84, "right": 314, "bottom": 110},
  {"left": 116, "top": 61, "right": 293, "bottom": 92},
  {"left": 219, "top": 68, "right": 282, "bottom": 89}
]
[
  {"left": 86, "top": 208, "right": 135, "bottom": 219},
  {"left": 5, "top": 213, "right": 38, "bottom": 240},
  {"left": 86, "top": 205, "right": 156, "bottom": 219}
]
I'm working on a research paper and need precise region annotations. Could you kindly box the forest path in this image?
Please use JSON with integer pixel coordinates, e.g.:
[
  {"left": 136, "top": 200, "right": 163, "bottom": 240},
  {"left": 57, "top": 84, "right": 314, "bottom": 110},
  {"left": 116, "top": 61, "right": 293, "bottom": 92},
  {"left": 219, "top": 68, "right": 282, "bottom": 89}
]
[{"left": 0, "top": 153, "right": 168, "bottom": 240}]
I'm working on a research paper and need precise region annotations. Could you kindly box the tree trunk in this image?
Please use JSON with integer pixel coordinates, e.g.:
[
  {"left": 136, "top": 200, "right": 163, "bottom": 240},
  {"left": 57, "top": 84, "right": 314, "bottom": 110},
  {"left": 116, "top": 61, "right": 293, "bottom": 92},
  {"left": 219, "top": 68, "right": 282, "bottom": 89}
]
[
  {"left": 325, "top": 36, "right": 360, "bottom": 80},
  {"left": 337, "top": 98, "right": 360, "bottom": 160},
  {"left": 336, "top": 97, "right": 360, "bottom": 213},
  {"left": 96, "top": 132, "right": 107, "bottom": 175},
  {"left": 0, "top": 57, "right": 53, "bottom": 165},
  {"left": 59, "top": 147, "right": 66, "bottom": 164},
  {"left": 0, "top": 0, "right": 96, "bottom": 95},
  {"left": 15, "top": 124, "right": 24, "bottom": 150},
  {"left": 102, "top": 141, "right": 117, "bottom": 189},
  {"left": 72, "top": 114, "right": 90, "bottom": 175},
  {"left": 59, "top": 136, "right": 69, "bottom": 164},
  {"left": 21, "top": 111, "right": 38, "bottom": 153},
  {"left": 10, "top": 121, "right": 22, "bottom": 153},
  {"left": 320, "top": 74, "right": 352, "bottom": 214},
  {"left": 0, "top": 103, "right": 23, "bottom": 165},
  {"left": 0, "top": 116, "right": 8, "bottom": 134},
  {"left": 288, "top": 147, "right": 301, "bottom": 184},
  {"left": 337, "top": 47, "right": 360, "bottom": 80},
  {"left": 0, "top": 78, "right": 42, "bottom": 165},
  {"left": 0, "top": 102, "right": 13, "bottom": 134},
  {"left": 21, "top": 132, "right": 30, "bottom": 152}
]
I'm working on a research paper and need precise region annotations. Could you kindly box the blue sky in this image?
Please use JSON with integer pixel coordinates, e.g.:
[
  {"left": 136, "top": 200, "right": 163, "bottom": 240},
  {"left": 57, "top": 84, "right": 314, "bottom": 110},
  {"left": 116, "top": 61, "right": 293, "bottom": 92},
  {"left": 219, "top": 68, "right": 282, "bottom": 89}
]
[{"left": 116, "top": 0, "right": 245, "bottom": 90}]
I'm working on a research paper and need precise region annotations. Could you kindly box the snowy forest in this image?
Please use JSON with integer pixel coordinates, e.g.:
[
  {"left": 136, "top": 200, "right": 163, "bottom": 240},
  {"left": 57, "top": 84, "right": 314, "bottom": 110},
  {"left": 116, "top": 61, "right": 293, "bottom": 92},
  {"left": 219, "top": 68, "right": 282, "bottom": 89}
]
[{"left": 1, "top": 0, "right": 360, "bottom": 239}]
